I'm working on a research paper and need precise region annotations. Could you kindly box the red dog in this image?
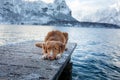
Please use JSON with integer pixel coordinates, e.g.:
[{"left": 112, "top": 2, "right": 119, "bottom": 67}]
[{"left": 35, "top": 30, "right": 68, "bottom": 60}]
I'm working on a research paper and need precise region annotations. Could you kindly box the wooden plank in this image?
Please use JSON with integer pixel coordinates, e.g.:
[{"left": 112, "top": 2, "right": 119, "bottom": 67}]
[{"left": 0, "top": 40, "right": 77, "bottom": 80}]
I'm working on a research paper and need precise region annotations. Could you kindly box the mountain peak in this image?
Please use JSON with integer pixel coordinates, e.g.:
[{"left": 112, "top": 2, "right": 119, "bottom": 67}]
[
  {"left": 0, "top": 0, "right": 77, "bottom": 25},
  {"left": 54, "top": 0, "right": 64, "bottom": 4}
]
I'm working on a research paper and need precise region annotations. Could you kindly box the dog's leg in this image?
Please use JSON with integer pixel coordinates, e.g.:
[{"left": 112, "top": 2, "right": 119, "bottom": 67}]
[
  {"left": 65, "top": 48, "right": 68, "bottom": 51},
  {"left": 41, "top": 54, "right": 48, "bottom": 59},
  {"left": 56, "top": 54, "right": 62, "bottom": 59}
]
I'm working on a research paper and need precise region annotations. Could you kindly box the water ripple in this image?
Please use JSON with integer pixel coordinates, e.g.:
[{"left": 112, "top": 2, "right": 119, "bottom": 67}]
[{"left": 0, "top": 25, "right": 120, "bottom": 80}]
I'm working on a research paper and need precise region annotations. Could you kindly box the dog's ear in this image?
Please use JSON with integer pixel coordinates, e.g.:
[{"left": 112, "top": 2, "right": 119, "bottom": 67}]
[
  {"left": 35, "top": 42, "right": 47, "bottom": 54},
  {"left": 35, "top": 42, "right": 43, "bottom": 48},
  {"left": 62, "top": 32, "right": 68, "bottom": 44},
  {"left": 60, "top": 43, "right": 65, "bottom": 53},
  {"left": 63, "top": 32, "right": 68, "bottom": 38}
]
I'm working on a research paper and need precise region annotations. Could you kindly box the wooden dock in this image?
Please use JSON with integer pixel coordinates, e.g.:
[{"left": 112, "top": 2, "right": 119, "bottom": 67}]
[{"left": 0, "top": 40, "right": 76, "bottom": 80}]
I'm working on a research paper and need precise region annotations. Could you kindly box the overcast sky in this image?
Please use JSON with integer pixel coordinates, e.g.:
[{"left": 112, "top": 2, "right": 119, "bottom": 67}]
[
  {"left": 27, "top": 0, "right": 119, "bottom": 21},
  {"left": 66, "top": 0, "right": 117, "bottom": 20}
]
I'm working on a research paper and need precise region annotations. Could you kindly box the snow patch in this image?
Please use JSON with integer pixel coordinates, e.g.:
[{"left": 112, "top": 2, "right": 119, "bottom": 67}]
[
  {"left": 80, "top": 1, "right": 120, "bottom": 26},
  {"left": 0, "top": 0, "right": 75, "bottom": 25}
]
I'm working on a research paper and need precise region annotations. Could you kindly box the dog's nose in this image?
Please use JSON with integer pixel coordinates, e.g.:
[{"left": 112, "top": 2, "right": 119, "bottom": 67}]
[
  {"left": 48, "top": 56, "right": 52, "bottom": 58},
  {"left": 48, "top": 56, "right": 54, "bottom": 60}
]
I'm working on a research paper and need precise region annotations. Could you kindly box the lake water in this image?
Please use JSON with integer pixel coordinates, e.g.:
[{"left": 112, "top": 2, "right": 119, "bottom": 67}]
[{"left": 0, "top": 25, "right": 120, "bottom": 80}]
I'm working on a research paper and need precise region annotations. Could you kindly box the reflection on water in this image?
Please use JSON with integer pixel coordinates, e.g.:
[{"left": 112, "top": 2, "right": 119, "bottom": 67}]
[{"left": 0, "top": 25, "right": 120, "bottom": 80}]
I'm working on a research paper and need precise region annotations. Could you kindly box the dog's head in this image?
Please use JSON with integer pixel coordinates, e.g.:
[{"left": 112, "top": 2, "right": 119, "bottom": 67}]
[{"left": 35, "top": 41, "right": 65, "bottom": 60}]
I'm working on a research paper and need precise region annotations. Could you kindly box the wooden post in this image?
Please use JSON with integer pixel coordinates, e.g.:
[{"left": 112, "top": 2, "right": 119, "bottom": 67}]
[{"left": 58, "top": 60, "right": 72, "bottom": 80}]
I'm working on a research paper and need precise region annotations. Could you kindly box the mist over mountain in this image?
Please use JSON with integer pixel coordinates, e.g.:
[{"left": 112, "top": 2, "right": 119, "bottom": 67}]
[{"left": 79, "top": 1, "right": 120, "bottom": 26}]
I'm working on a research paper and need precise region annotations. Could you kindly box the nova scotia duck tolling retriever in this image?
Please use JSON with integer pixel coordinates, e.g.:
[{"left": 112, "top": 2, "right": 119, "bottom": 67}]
[{"left": 35, "top": 30, "right": 68, "bottom": 60}]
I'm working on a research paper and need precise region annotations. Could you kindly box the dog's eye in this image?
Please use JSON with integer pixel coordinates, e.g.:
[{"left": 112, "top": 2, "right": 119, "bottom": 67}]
[
  {"left": 48, "top": 48, "right": 50, "bottom": 50},
  {"left": 54, "top": 47, "right": 58, "bottom": 50},
  {"left": 43, "top": 47, "right": 45, "bottom": 49}
]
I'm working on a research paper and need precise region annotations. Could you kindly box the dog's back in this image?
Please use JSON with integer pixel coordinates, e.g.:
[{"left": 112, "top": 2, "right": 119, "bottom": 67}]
[
  {"left": 35, "top": 30, "right": 68, "bottom": 60},
  {"left": 45, "top": 30, "right": 68, "bottom": 44}
]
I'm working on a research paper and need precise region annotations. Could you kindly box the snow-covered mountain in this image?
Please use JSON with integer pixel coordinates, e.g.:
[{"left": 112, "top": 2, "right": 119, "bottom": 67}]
[
  {"left": 0, "top": 0, "right": 77, "bottom": 25},
  {"left": 82, "top": 1, "right": 120, "bottom": 26}
]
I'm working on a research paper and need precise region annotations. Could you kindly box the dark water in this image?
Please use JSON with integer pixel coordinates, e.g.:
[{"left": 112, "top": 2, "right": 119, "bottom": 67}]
[{"left": 0, "top": 25, "right": 120, "bottom": 80}]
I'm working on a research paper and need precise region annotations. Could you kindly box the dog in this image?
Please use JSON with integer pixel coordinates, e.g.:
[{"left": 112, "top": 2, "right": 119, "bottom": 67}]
[{"left": 35, "top": 30, "right": 68, "bottom": 60}]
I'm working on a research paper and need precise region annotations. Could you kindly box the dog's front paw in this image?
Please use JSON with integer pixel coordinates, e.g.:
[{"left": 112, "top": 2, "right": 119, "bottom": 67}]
[
  {"left": 41, "top": 54, "right": 48, "bottom": 59},
  {"left": 65, "top": 48, "right": 68, "bottom": 51},
  {"left": 56, "top": 54, "right": 62, "bottom": 59}
]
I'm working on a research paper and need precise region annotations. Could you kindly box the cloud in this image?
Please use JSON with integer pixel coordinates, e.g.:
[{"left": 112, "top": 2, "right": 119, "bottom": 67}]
[
  {"left": 66, "top": 0, "right": 117, "bottom": 21},
  {"left": 66, "top": 0, "right": 99, "bottom": 20},
  {"left": 41, "top": 0, "right": 54, "bottom": 3},
  {"left": 110, "top": 0, "right": 120, "bottom": 12},
  {"left": 67, "top": 0, "right": 80, "bottom": 11}
]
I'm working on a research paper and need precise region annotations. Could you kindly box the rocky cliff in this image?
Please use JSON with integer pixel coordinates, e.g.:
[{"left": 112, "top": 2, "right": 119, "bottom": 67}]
[{"left": 0, "top": 0, "right": 77, "bottom": 25}]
